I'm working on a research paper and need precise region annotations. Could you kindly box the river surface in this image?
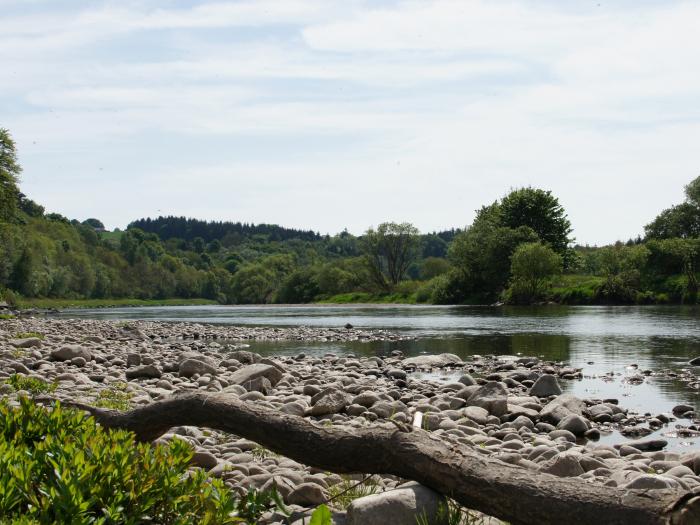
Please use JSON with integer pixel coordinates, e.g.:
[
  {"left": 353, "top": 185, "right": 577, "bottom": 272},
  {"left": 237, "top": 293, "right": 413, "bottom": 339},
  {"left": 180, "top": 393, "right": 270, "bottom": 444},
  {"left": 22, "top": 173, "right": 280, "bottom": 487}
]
[{"left": 58, "top": 304, "right": 700, "bottom": 449}]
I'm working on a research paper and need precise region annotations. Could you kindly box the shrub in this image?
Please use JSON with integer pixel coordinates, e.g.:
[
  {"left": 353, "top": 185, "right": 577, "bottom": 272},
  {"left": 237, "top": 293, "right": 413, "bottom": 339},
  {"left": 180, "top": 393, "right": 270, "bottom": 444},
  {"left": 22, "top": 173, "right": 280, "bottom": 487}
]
[
  {"left": 4, "top": 375, "right": 57, "bottom": 396},
  {"left": 0, "top": 398, "right": 245, "bottom": 524},
  {"left": 506, "top": 242, "right": 562, "bottom": 304}
]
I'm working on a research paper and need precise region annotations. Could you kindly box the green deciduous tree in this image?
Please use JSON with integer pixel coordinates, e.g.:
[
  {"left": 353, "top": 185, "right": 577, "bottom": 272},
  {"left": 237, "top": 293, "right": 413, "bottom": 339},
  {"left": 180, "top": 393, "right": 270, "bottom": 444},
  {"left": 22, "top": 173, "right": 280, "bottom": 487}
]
[
  {"left": 420, "top": 257, "right": 451, "bottom": 280},
  {"left": 0, "top": 129, "right": 21, "bottom": 222},
  {"left": 499, "top": 187, "right": 573, "bottom": 256},
  {"left": 645, "top": 175, "right": 700, "bottom": 239},
  {"left": 646, "top": 238, "right": 700, "bottom": 301},
  {"left": 362, "top": 222, "right": 420, "bottom": 290},
  {"left": 507, "top": 242, "right": 562, "bottom": 304},
  {"left": 448, "top": 213, "right": 539, "bottom": 302},
  {"left": 596, "top": 244, "right": 650, "bottom": 303}
]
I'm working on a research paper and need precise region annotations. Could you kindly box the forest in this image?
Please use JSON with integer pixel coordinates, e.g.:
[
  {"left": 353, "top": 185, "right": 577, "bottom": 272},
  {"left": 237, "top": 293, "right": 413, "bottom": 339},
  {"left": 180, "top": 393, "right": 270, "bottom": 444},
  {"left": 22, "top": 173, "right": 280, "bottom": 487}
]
[{"left": 1, "top": 128, "right": 698, "bottom": 307}]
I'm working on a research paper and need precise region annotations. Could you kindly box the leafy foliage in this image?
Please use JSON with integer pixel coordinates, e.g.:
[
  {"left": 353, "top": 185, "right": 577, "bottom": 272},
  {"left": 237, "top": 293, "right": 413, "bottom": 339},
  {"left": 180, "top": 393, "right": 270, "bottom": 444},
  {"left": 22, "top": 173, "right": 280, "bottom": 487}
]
[
  {"left": 308, "top": 504, "right": 332, "bottom": 525},
  {"left": 645, "top": 175, "right": 700, "bottom": 239},
  {"left": 0, "top": 398, "right": 243, "bottom": 524},
  {"left": 0, "top": 129, "right": 21, "bottom": 223},
  {"left": 4, "top": 375, "right": 57, "bottom": 396},
  {"left": 362, "top": 222, "right": 421, "bottom": 290},
  {"left": 499, "top": 187, "right": 573, "bottom": 256},
  {"left": 130, "top": 216, "right": 321, "bottom": 244},
  {"left": 506, "top": 242, "right": 562, "bottom": 304}
]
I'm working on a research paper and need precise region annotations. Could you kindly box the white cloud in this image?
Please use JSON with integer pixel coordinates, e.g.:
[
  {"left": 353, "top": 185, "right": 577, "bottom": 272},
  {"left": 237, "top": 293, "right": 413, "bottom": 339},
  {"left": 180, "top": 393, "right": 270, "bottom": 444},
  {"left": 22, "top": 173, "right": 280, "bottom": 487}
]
[{"left": 2, "top": 0, "right": 699, "bottom": 243}]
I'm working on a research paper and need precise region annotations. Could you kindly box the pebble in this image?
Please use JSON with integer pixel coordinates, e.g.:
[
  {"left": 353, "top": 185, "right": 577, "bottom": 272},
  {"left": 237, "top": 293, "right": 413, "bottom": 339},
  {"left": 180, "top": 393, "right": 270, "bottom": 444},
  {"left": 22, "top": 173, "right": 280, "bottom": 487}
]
[{"left": 0, "top": 317, "right": 698, "bottom": 525}]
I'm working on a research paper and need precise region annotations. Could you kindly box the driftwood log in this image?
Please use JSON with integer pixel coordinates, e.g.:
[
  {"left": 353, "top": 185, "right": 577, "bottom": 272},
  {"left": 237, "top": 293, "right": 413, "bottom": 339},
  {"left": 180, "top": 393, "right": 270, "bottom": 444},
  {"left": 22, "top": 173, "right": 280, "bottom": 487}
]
[{"left": 69, "top": 393, "right": 700, "bottom": 525}]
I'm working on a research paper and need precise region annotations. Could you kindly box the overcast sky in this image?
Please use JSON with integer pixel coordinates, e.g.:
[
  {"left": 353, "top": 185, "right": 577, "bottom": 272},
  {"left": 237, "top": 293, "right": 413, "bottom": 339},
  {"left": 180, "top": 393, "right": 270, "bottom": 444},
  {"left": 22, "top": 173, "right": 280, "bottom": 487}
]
[{"left": 1, "top": 0, "right": 698, "bottom": 244}]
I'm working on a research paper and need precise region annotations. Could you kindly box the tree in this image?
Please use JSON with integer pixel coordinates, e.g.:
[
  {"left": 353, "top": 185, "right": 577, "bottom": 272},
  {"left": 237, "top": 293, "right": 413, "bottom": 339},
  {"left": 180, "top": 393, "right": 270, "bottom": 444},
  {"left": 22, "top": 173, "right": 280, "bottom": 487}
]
[
  {"left": 596, "top": 244, "right": 650, "bottom": 303},
  {"left": 82, "top": 218, "right": 105, "bottom": 230},
  {"left": 645, "top": 175, "right": 700, "bottom": 240},
  {"left": 0, "top": 129, "right": 21, "bottom": 222},
  {"left": 18, "top": 193, "right": 44, "bottom": 218},
  {"left": 499, "top": 187, "right": 573, "bottom": 256},
  {"left": 646, "top": 238, "right": 700, "bottom": 301},
  {"left": 507, "top": 242, "right": 562, "bottom": 304},
  {"left": 421, "top": 234, "right": 448, "bottom": 258},
  {"left": 685, "top": 175, "right": 700, "bottom": 206},
  {"left": 10, "top": 248, "right": 33, "bottom": 295},
  {"left": 277, "top": 267, "right": 321, "bottom": 303},
  {"left": 448, "top": 215, "right": 539, "bottom": 302},
  {"left": 420, "top": 257, "right": 451, "bottom": 280},
  {"left": 362, "top": 222, "right": 420, "bottom": 290}
]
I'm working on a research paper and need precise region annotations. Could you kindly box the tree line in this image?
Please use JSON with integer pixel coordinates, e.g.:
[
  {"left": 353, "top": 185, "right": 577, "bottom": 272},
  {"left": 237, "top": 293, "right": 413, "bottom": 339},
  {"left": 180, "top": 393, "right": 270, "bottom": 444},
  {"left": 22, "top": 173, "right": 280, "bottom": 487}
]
[{"left": 0, "top": 127, "right": 698, "bottom": 306}]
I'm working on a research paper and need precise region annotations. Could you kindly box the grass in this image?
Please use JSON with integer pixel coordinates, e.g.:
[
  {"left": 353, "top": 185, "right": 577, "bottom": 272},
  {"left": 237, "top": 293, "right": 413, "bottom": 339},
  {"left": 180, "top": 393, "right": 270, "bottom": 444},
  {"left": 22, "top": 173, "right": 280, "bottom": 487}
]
[
  {"left": 0, "top": 314, "right": 15, "bottom": 320},
  {"left": 251, "top": 445, "right": 279, "bottom": 461},
  {"left": 327, "top": 475, "right": 381, "bottom": 510},
  {"left": 317, "top": 292, "right": 418, "bottom": 305},
  {"left": 548, "top": 274, "right": 603, "bottom": 305},
  {"left": 94, "top": 382, "right": 133, "bottom": 411},
  {"left": 15, "top": 297, "right": 218, "bottom": 310},
  {"left": 13, "top": 332, "right": 44, "bottom": 340}
]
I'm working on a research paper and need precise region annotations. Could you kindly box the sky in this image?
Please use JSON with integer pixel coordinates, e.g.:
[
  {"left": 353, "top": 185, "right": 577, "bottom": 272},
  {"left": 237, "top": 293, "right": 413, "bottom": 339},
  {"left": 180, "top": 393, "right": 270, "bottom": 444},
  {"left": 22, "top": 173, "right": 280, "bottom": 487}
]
[{"left": 1, "top": 0, "right": 699, "bottom": 245}]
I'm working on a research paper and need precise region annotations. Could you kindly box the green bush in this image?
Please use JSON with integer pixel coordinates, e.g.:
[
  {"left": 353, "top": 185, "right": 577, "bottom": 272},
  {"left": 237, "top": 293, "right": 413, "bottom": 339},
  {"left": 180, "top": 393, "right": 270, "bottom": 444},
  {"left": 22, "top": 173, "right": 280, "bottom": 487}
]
[
  {"left": 4, "top": 375, "right": 57, "bottom": 396},
  {"left": 506, "top": 242, "right": 562, "bottom": 305},
  {"left": 0, "top": 398, "right": 246, "bottom": 524}
]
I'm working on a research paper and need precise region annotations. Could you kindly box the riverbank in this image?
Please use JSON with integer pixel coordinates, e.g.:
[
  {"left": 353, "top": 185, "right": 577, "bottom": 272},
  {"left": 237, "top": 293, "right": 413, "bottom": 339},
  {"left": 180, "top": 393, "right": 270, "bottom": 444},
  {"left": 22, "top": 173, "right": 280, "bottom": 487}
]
[
  {"left": 14, "top": 297, "right": 219, "bottom": 310},
  {"left": 1, "top": 317, "right": 699, "bottom": 523}
]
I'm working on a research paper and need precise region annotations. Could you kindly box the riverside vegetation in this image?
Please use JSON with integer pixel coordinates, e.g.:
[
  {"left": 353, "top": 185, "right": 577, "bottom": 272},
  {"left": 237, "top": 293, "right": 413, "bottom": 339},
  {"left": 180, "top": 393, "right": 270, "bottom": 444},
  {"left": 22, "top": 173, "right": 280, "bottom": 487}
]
[{"left": 1, "top": 127, "right": 699, "bottom": 308}]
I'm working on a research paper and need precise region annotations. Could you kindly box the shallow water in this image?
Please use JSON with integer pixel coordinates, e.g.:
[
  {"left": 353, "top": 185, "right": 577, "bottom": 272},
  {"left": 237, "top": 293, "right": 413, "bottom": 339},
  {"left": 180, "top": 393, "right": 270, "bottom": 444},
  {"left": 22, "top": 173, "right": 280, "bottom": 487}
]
[{"left": 59, "top": 304, "right": 700, "bottom": 449}]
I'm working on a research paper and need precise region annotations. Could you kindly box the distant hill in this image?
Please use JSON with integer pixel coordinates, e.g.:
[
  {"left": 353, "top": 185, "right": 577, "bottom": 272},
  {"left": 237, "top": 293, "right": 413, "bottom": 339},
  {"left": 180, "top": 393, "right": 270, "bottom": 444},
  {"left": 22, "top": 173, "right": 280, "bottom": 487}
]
[{"left": 128, "top": 216, "right": 322, "bottom": 244}]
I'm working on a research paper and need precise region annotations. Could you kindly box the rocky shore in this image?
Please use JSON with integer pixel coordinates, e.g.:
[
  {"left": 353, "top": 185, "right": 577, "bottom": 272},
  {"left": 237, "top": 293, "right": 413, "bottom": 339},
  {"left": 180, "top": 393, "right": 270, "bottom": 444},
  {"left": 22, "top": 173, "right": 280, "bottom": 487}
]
[{"left": 2, "top": 317, "right": 700, "bottom": 524}]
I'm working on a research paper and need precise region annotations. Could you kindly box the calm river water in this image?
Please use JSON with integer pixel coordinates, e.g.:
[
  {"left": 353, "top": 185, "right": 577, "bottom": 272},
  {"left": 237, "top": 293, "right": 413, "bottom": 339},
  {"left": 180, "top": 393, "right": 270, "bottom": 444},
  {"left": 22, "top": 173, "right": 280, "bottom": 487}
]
[{"left": 59, "top": 304, "right": 700, "bottom": 448}]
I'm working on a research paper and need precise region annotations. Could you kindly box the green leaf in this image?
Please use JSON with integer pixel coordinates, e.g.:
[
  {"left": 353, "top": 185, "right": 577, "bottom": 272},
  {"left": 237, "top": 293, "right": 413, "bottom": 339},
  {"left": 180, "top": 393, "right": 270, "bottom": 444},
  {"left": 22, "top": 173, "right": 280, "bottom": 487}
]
[{"left": 309, "top": 504, "right": 332, "bottom": 525}]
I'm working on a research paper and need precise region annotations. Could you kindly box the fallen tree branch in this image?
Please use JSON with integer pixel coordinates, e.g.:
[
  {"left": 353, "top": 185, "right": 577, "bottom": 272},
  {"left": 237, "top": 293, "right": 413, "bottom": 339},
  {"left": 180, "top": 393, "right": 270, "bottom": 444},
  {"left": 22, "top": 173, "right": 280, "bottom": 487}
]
[{"left": 66, "top": 393, "right": 700, "bottom": 525}]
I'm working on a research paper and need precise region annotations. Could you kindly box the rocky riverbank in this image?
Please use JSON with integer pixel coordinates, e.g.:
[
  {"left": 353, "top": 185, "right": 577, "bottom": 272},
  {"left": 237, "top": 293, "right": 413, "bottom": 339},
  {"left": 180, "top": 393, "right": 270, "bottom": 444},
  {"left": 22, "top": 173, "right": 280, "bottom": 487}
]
[{"left": 1, "top": 317, "right": 700, "bottom": 524}]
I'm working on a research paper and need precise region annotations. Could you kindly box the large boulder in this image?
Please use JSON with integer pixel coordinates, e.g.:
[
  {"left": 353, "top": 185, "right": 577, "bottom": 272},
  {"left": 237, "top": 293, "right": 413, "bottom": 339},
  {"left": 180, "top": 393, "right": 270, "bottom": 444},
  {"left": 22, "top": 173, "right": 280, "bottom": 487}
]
[
  {"left": 556, "top": 414, "right": 589, "bottom": 436},
  {"left": 228, "top": 350, "right": 261, "bottom": 365},
  {"left": 462, "top": 406, "right": 490, "bottom": 425},
  {"left": 125, "top": 364, "right": 162, "bottom": 380},
  {"left": 309, "top": 388, "right": 351, "bottom": 416},
  {"left": 51, "top": 345, "right": 91, "bottom": 362},
  {"left": 539, "top": 453, "right": 585, "bottom": 478},
  {"left": 540, "top": 394, "right": 585, "bottom": 425},
  {"left": 466, "top": 381, "right": 508, "bottom": 417},
  {"left": 228, "top": 363, "right": 283, "bottom": 388},
  {"left": 615, "top": 439, "right": 668, "bottom": 452},
  {"left": 346, "top": 482, "right": 447, "bottom": 525},
  {"left": 10, "top": 337, "right": 42, "bottom": 349},
  {"left": 402, "top": 354, "right": 463, "bottom": 369},
  {"left": 529, "top": 375, "right": 562, "bottom": 397},
  {"left": 287, "top": 483, "right": 327, "bottom": 506},
  {"left": 179, "top": 359, "right": 218, "bottom": 378}
]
